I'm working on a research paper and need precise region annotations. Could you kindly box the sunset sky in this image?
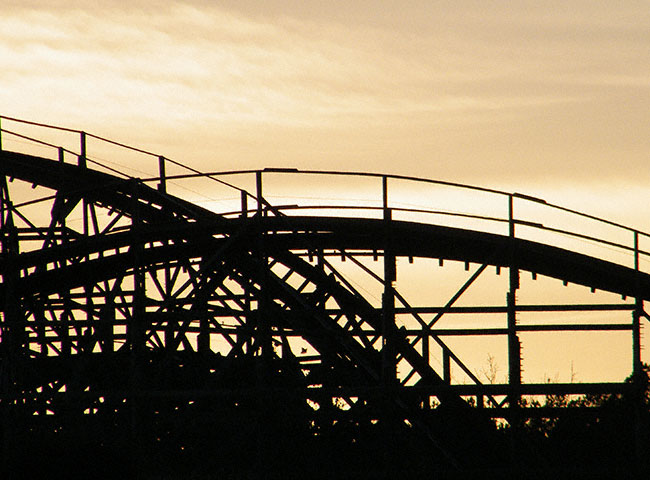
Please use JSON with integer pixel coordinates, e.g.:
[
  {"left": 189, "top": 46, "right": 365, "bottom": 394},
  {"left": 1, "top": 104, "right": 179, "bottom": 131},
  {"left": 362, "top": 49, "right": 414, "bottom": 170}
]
[
  {"left": 1, "top": 1, "right": 649, "bottom": 380},
  {"left": 2, "top": 1, "right": 648, "bottom": 194}
]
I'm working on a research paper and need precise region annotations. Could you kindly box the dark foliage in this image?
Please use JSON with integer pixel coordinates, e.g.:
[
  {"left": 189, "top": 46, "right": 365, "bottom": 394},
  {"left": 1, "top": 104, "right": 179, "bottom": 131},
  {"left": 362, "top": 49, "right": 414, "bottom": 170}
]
[{"left": 3, "top": 358, "right": 649, "bottom": 479}]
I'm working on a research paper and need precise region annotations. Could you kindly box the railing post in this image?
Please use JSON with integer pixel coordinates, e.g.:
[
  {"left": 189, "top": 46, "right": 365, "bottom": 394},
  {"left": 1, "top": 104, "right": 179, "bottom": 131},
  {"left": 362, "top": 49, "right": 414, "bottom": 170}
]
[
  {"left": 0, "top": 116, "right": 3, "bottom": 151},
  {"left": 241, "top": 190, "right": 248, "bottom": 218},
  {"left": 158, "top": 156, "right": 166, "bottom": 193},
  {"left": 256, "top": 171, "right": 263, "bottom": 216},
  {"left": 508, "top": 194, "right": 515, "bottom": 238},
  {"left": 634, "top": 231, "right": 640, "bottom": 271},
  {"left": 78, "top": 131, "right": 87, "bottom": 168},
  {"left": 633, "top": 231, "right": 642, "bottom": 378}
]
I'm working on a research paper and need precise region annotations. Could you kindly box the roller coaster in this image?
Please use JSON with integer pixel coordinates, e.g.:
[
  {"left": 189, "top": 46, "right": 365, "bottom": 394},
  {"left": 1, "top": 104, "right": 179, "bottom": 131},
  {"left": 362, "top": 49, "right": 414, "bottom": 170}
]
[{"left": 0, "top": 116, "right": 648, "bottom": 478}]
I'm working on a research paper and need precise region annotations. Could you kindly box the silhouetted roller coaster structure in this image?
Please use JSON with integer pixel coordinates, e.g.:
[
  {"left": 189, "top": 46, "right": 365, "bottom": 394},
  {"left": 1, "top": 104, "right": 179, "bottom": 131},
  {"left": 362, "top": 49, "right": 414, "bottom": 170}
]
[{"left": 0, "top": 115, "right": 648, "bottom": 478}]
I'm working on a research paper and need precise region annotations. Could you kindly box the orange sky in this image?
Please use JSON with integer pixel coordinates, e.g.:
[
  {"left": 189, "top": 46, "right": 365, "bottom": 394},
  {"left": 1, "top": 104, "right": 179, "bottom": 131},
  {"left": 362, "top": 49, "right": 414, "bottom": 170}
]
[
  {"left": 2, "top": 0, "right": 649, "bottom": 382},
  {"left": 2, "top": 1, "right": 648, "bottom": 189}
]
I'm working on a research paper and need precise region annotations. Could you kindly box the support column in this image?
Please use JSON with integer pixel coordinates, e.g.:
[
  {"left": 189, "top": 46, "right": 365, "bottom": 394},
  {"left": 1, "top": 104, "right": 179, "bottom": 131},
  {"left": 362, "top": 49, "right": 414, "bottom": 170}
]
[
  {"left": 507, "top": 195, "right": 521, "bottom": 399},
  {"left": 128, "top": 180, "right": 145, "bottom": 476},
  {"left": 507, "top": 272, "right": 521, "bottom": 398},
  {"left": 254, "top": 171, "right": 271, "bottom": 478},
  {"left": 197, "top": 301, "right": 211, "bottom": 354},
  {"left": 632, "top": 231, "right": 643, "bottom": 472},
  {"left": 0, "top": 177, "right": 20, "bottom": 475},
  {"left": 255, "top": 171, "right": 271, "bottom": 359},
  {"left": 633, "top": 232, "right": 642, "bottom": 378},
  {"left": 507, "top": 195, "right": 521, "bottom": 471},
  {"left": 380, "top": 176, "right": 397, "bottom": 477},
  {"left": 130, "top": 182, "right": 146, "bottom": 353},
  {"left": 422, "top": 323, "right": 430, "bottom": 409},
  {"left": 163, "top": 243, "right": 173, "bottom": 350},
  {"left": 381, "top": 177, "right": 396, "bottom": 385}
]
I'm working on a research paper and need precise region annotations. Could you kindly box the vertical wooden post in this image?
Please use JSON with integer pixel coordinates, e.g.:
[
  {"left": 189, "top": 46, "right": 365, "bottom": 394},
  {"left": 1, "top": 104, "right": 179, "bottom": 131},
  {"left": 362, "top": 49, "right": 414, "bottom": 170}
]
[
  {"left": 158, "top": 156, "right": 166, "bottom": 193},
  {"left": 507, "top": 195, "right": 521, "bottom": 391},
  {"left": 254, "top": 170, "right": 270, "bottom": 476},
  {"left": 78, "top": 131, "right": 87, "bottom": 168},
  {"left": 241, "top": 190, "right": 248, "bottom": 218},
  {"left": 128, "top": 179, "right": 145, "bottom": 475},
  {"left": 0, "top": 177, "right": 19, "bottom": 474},
  {"left": 422, "top": 328, "right": 430, "bottom": 373},
  {"left": 633, "top": 231, "right": 642, "bottom": 377},
  {"left": 256, "top": 171, "right": 263, "bottom": 217},
  {"left": 443, "top": 348, "right": 451, "bottom": 384},
  {"left": 239, "top": 190, "right": 250, "bottom": 353},
  {"left": 507, "top": 194, "right": 521, "bottom": 471},
  {"left": 381, "top": 175, "right": 397, "bottom": 476},
  {"left": 382, "top": 176, "right": 396, "bottom": 385},
  {"left": 632, "top": 230, "right": 643, "bottom": 477}
]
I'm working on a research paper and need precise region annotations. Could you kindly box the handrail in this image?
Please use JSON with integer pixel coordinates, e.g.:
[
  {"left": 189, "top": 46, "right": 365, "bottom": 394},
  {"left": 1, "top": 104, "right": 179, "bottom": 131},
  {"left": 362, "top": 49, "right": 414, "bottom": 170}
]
[
  {"left": 0, "top": 115, "right": 250, "bottom": 196},
  {"left": 141, "top": 168, "right": 510, "bottom": 197},
  {"left": 86, "top": 131, "right": 159, "bottom": 157},
  {"left": 1, "top": 114, "right": 649, "bottom": 272},
  {"left": 1, "top": 128, "right": 74, "bottom": 152},
  {"left": 0, "top": 128, "right": 129, "bottom": 179},
  {"left": 0, "top": 115, "right": 82, "bottom": 134},
  {"left": 139, "top": 168, "right": 649, "bottom": 240}
]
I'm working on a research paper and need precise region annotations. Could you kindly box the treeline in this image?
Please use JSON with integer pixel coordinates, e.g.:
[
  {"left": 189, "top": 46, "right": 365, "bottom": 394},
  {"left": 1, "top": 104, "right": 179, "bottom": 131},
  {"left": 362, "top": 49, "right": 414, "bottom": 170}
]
[
  {"left": 3, "top": 357, "right": 649, "bottom": 479},
  {"left": 509, "top": 363, "right": 650, "bottom": 477}
]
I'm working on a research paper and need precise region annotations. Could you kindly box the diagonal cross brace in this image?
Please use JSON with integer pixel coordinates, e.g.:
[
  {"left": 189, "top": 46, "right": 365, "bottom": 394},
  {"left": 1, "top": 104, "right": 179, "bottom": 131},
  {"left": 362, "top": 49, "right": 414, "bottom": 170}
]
[{"left": 428, "top": 263, "right": 488, "bottom": 328}]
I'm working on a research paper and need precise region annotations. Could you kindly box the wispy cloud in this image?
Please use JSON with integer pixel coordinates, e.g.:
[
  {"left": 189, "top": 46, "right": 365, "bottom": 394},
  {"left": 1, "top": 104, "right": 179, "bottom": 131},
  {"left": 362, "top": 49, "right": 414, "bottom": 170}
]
[
  {"left": 1, "top": 1, "right": 648, "bottom": 185},
  {"left": 0, "top": 3, "right": 590, "bottom": 126}
]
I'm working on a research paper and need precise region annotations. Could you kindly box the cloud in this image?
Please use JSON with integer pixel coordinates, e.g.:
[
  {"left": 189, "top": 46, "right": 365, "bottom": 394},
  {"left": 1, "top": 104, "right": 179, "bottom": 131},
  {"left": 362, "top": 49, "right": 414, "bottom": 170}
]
[
  {"left": 1, "top": 1, "right": 648, "bottom": 186},
  {"left": 0, "top": 3, "right": 591, "bottom": 126}
]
